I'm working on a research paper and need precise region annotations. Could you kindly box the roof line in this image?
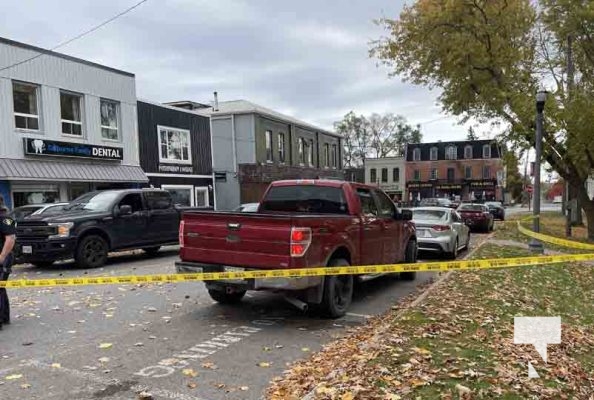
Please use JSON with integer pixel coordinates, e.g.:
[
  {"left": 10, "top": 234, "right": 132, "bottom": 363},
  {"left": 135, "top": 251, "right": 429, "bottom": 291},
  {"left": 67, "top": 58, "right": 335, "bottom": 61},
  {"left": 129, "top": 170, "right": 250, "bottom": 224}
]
[
  {"left": 137, "top": 98, "right": 211, "bottom": 117},
  {"left": 0, "top": 36, "right": 135, "bottom": 77}
]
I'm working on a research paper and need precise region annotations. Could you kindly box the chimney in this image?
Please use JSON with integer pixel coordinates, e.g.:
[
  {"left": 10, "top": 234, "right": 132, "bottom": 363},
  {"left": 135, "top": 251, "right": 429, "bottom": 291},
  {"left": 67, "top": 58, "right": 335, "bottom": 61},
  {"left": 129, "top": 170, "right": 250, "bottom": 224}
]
[{"left": 213, "top": 91, "right": 219, "bottom": 112}]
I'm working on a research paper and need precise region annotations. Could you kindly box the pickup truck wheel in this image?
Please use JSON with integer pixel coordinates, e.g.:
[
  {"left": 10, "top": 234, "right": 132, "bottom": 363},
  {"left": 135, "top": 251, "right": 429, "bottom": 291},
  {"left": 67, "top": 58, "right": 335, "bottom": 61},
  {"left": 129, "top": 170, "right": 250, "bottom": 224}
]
[
  {"left": 321, "top": 259, "right": 353, "bottom": 318},
  {"left": 75, "top": 235, "right": 108, "bottom": 269},
  {"left": 400, "top": 240, "right": 417, "bottom": 281},
  {"left": 208, "top": 289, "right": 246, "bottom": 304},
  {"left": 142, "top": 246, "right": 161, "bottom": 256}
]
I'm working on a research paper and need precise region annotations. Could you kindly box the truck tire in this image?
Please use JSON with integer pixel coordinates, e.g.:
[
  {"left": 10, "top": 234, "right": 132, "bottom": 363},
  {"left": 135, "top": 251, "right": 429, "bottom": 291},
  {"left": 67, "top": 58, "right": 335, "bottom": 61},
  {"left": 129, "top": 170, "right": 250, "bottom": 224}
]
[
  {"left": 208, "top": 289, "right": 246, "bottom": 304},
  {"left": 142, "top": 246, "right": 161, "bottom": 256},
  {"left": 75, "top": 235, "right": 108, "bottom": 269},
  {"left": 320, "top": 259, "right": 353, "bottom": 318},
  {"left": 400, "top": 239, "right": 417, "bottom": 281}
]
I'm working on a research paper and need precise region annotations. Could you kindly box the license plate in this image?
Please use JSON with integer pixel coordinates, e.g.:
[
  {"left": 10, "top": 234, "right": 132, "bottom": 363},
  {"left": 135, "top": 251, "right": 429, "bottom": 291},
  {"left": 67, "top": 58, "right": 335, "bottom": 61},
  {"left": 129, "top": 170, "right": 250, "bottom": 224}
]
[
  {"left": 22, "top": 245, "right": 33, "bottom": 254},
  {"left": 224, "top": 266, "right": 245, "bottom": 272}
]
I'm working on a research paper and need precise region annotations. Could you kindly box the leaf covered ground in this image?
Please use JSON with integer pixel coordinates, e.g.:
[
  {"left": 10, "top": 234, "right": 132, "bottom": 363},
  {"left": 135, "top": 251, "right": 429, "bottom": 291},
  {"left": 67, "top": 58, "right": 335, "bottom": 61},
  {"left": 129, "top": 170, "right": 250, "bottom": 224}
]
[{"left": 267, "top": 241, "right": 594, "bottom": 399}]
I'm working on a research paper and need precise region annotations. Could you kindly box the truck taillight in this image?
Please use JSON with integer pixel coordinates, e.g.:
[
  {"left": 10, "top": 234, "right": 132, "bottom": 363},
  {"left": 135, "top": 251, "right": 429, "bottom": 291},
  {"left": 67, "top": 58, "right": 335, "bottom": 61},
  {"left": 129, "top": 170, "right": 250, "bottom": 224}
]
[
  {"left": 290, "top": 227, "right": 312, "bottom": 257},
  {"left": 179, "top": 220, "right": 185, "bottom": 248}
]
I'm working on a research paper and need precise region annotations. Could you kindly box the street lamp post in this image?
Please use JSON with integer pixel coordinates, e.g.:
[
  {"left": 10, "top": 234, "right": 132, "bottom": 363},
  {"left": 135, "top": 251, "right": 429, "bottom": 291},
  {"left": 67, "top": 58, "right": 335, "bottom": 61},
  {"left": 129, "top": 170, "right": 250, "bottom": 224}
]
[{"left": 529, "top": 89, "right": 547, "bottom": 253}]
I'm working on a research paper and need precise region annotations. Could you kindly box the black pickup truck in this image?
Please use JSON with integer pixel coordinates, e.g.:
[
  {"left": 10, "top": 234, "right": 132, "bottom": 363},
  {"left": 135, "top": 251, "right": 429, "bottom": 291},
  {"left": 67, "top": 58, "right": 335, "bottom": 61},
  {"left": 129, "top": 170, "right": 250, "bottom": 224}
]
[{"left": 15, "top": 189, "right": 197, "bottom": 268}]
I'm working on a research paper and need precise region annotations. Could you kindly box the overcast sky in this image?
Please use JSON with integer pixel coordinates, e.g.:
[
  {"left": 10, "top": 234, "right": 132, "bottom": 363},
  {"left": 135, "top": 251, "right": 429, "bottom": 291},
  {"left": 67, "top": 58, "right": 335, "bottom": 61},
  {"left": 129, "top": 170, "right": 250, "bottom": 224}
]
[{"left": 0, "top": 0, "right": 497, "bottom": 141}]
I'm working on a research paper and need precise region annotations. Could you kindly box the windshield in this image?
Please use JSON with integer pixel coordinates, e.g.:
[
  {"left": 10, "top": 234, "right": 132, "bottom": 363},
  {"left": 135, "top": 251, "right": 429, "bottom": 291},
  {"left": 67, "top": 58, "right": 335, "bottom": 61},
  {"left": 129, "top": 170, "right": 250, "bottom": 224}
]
[
  {"left": 260, "top": 185, "right": 349, "bottom": 214},
  {"left": 65, "top": 192, "right": 121, "bottom": 212},
  {"left": 412, "top": 209, "right": 448, "bottom": 221},
  {"left": 485, "top": 202, "right": 502, "bottom": 208},
  {"left": 459, "top": 204, "right": 485, "bottom": 211}
]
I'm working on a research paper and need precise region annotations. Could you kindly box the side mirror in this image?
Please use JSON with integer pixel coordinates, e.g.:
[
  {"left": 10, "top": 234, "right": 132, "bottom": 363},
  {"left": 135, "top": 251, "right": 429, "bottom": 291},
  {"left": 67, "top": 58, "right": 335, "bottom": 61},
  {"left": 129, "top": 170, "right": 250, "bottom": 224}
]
[
  {"left": 118, "top": 205, "right": 133, "bottom": 216},
  {"left": 399, "top": 209, "right": 413, "bottom": 221}
]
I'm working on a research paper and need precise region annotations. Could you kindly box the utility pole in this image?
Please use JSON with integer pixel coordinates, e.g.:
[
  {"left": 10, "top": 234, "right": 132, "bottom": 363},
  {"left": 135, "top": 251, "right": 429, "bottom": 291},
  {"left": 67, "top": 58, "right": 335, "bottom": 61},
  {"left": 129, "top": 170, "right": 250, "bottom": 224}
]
[
  {"left": 566, "top": 35, "right": 578, "bottom": 233},
  {"left": 529, "top": 90, "right": 547, "bottom": 253}
]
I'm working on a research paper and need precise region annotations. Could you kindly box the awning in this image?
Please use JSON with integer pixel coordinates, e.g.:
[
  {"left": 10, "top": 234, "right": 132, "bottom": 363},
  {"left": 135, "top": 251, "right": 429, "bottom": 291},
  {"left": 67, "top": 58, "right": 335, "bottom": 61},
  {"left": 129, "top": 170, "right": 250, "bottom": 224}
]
[{"left": 0, "top": 158, "right": 148, "bottom": 183}]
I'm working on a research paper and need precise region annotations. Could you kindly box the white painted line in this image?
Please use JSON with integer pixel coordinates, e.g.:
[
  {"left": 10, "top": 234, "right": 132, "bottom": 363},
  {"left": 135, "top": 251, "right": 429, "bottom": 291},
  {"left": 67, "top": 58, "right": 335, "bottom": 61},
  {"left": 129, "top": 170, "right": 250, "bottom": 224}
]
[{"left": 345, "top": 312, "right": 372, "bottom": 319}]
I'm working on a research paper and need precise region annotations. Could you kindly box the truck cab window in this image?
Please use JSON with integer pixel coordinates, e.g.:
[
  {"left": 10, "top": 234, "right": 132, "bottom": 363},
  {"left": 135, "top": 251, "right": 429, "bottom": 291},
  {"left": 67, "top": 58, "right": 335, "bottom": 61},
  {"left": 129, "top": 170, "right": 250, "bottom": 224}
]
[
  {"left": 356, "top": 188, "right": 378, "bottom": 217},
  {"left": 373, "top": 190, "right": 395, "bottom": 218},
  {"left": 118, "top": 193, "right": 143, "bottom": 213}
]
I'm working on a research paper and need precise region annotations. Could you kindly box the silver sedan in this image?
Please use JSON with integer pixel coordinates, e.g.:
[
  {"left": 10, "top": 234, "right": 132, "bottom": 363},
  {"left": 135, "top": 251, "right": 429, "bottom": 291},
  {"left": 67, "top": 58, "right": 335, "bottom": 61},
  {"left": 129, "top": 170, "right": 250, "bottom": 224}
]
[{"left": 411, "top": 206, "right": 470, "bottom": 259}]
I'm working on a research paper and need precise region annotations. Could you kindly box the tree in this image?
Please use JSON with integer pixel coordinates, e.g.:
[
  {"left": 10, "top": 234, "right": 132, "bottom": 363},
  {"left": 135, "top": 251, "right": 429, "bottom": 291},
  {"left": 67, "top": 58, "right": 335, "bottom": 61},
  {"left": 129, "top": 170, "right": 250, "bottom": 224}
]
[
  {"left": 336, "top": 112, "right": 421, "bottom": 167},
  {"left": 371, "top": 0, "right": 594, "bottom": 238},
  {"left": 466, "top": 127, "right": 479, "bottom": 141},
  {"left": 501, "top": 146, "right": 524, "bottom": 202}
]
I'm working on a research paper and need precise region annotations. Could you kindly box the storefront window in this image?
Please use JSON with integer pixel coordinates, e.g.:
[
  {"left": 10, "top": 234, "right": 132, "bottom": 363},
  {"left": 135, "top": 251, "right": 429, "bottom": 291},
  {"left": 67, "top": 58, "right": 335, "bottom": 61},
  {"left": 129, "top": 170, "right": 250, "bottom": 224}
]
[
  {"left": 162, "top": 185, "right": 193, "bottom": 206},
  {"left": 13, "top": 190, "right": 59, "bottom": 207}
]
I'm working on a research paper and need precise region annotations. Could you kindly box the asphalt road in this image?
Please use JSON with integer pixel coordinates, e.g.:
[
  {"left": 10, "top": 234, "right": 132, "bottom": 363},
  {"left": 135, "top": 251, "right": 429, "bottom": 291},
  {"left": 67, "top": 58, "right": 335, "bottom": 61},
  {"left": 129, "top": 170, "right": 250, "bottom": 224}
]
[{"left": 0, "top": 234, "right": 487, "bottom": 400}]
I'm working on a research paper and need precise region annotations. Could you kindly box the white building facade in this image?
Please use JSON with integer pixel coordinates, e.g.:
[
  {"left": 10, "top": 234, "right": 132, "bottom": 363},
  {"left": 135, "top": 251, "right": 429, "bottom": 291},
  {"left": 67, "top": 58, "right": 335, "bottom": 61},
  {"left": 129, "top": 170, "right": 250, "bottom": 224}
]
[
  {"left": 365, "top": 157, "right": 406, "bottom": 201},
  {"left": 0, "top": 37, "right": 147, "bottom": 208}
]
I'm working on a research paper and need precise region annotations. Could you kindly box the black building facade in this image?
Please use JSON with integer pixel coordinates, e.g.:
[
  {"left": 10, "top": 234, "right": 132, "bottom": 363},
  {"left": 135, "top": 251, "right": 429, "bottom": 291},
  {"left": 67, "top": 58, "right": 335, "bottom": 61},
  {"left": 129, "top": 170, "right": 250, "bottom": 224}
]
[{"left": 137, "top": 100, "right": 213, "bottom": 207}]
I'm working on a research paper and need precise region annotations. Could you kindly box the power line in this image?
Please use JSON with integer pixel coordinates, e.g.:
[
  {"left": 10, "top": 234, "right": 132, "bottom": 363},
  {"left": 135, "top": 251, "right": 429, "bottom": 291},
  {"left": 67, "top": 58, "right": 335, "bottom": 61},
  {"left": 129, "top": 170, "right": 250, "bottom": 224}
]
[
  {"left": 0, "top": 0, "right": 149, "bottom": 72},
  {"left": 417, "top": 115, "right": 452, "bottom": 126}
]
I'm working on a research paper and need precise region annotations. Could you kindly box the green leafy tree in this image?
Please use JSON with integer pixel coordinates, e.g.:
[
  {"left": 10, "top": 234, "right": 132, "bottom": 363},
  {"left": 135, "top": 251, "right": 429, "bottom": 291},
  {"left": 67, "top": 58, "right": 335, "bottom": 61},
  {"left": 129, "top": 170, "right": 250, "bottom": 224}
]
[
  {"left": 336, "top": 112, "right": 421, "bottom": 167},
  {"left": 371, "top": 0, "right": 594, "bottom": 238},
  {"left": 466, "top": 127, "right": 479, "bottom": 141},
  {"left": 501, "top": 146, "right": 524, "bottom": 202}
]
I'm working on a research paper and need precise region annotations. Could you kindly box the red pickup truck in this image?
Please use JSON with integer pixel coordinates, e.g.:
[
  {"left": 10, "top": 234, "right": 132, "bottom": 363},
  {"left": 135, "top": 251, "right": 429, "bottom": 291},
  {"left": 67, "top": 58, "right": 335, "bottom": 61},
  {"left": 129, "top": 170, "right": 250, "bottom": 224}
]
[{"left": 175, "top": 180, "right": 417, "bottom": 318}]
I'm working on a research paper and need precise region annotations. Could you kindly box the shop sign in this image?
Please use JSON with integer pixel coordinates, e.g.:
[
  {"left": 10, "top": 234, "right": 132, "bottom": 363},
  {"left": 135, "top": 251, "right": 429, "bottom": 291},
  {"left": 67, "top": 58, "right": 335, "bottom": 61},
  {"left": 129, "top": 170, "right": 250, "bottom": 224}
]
[
  {"left": 158, "top": 164, "right": 194, "bottom": 174},
  {"left": 380, "top": 184, "right": 401, "bottom": 192},
  {"left": 24, "top": 138, "right": 123, "bottom": 160},
  {"left": 406, "top": 182, "right": 433, "bottom": 189},
  {"left": 470, "top": 180, "right": 496, "bottom": 188},
  {"left": 436, "top": 183, "right": 462, "bottom": 190}
]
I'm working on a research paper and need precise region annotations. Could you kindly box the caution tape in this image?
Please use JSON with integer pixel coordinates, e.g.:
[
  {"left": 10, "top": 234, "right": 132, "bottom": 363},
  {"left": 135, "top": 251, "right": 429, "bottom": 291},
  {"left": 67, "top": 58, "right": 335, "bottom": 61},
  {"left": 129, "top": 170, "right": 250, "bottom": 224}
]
[
  {"left": 516, "top": 217, "right": 594, "bottom": 250},
  {"left": 2, "top": 253, "right": 594, "bottom": 289}
]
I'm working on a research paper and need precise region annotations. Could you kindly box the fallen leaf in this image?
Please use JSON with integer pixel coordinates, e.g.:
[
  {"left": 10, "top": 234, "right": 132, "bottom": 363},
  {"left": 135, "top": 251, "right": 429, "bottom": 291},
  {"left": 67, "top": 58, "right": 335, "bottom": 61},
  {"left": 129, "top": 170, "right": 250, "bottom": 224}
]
[
  {"left": 187, "top": 382, "right": 197, "bottom": 389},
  {"left": 134, "top": 342, "right": 144, "bottom": 347},
  {"left": 182, "top": 368, "right": 198, "bottom": 378},
  {"left": 239, "top": 386, "right": 249, "bottom": 391},
  {"left": 137, "top": 391, "right": 153, "bottom": 400},
  {"left": 202, "top": 362, "right": 217, "bottom": 370},
  {"left": 147, "top": 307, "right": 157, "bottom": 312},
  {"left": 98, "top": 357, "right": 110, "bottom": 363},
  {"left": 456, "top": 384, "right": 472, "bottom": 397},
  {"left": 301, "top": 347, "right": 310, "bottom": 352},
  {"left": 258, "top": 362, "right": 271, "bottom": 368},
  {"left": 51, "top": 363, "right": 61, "bottom": 369},
  {"left": 98, "top": 343, "right": 112, "bottom": 349},
  {"left": 20, "top": 383, "right": 31, "bottom": 389},
  {"left": 341, "top": 392, "right": 354, "bottom": 400},
  {"left": 5, "top": 374, "right": 23, "bottom": 380}
]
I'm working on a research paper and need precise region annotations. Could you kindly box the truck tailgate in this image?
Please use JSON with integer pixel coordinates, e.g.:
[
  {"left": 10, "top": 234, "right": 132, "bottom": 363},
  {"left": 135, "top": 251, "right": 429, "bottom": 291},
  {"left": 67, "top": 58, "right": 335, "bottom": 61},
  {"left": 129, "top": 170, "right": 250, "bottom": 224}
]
[{"left": 179, "top": 212, "right": 295, "bottom": 269}]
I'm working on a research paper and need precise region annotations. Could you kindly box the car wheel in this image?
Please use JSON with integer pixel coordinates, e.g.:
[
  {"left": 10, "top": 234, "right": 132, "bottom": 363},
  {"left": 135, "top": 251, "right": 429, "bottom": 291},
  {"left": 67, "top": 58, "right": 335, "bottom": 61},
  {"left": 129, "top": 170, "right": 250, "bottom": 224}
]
[
  {"left": 75, "top": 235, "right": 108, "bottom": 269},
  {"left": 320, "top": 258, "right": 353, "bottom": 318},
  {"left": 142, "top": 246, "right": 161, "bottom": 256},
  {"left": 400, "top": 239, "right": 417, "bottom": 281},
  {"left": 448, "top": 238, "right": 459, "bottom": 259},
  {"left": 208, "top": 288, "right": 246, "bottom": 304}
]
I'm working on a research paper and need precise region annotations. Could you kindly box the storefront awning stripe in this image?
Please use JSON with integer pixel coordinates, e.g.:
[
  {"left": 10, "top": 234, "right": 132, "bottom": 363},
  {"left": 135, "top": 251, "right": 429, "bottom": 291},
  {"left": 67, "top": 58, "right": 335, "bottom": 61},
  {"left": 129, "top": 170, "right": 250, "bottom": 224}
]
[{"left": 0, "top": 159, "right": 148, "bottom": 182}]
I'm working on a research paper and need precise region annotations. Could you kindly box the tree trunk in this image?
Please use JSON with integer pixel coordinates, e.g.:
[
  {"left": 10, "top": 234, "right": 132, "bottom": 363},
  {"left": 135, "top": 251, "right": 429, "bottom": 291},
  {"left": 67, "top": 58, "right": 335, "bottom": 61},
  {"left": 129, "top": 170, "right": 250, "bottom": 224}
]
[{"left": 577, "top": 189, "right": 594, "bottom": 240}]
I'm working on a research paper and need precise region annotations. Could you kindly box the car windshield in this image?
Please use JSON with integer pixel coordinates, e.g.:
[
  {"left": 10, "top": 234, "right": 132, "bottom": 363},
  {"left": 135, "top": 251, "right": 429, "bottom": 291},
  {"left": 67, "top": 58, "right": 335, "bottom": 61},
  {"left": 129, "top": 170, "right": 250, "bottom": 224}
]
[
  {"left": 459, "top": 204, "right": 485, "bottom": 211},
  {"left": 412, "top": 209, "right": 448, "bottom": 221},
  {"left": 65, "top": 192, "right": 121, "bottom": 212},
  {"left": 485, "top": 202, "right": 501, "bottom": 208}
]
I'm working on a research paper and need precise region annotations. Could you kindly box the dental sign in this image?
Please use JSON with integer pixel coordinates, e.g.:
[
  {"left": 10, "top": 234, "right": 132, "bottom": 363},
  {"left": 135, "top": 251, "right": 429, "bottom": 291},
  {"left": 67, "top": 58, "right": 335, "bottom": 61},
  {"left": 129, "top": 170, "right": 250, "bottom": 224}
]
[{"left": 24, "top": 138, "right": 123, "bottom": 161}]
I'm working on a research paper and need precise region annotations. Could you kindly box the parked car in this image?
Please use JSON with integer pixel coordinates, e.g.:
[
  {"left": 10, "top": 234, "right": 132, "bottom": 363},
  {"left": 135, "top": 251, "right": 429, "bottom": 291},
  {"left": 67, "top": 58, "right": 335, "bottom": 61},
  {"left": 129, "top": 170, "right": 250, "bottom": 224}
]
[
  {"left": 420, "top": 198, "right": 455, "bottom": 208},
  {"left": 234, "top": 203, "right": 259, "bottom": 212},
  {"left": 457, "top": 203, "right": 494, "bottom": 232},
  {"left": 176, "top": 179, "right": 417, "bottom": 318},
  {"left": 10, "top": 203, "right": 69, "bottom": 221},
  {"left": 14, "top": 189, "right": 200, "bottom": 268},
  {"left": 412, "top": 207, "right": 470, "bottom": 259},
  {"left": 484, "top": 201, "right": 505, "bottom": 221}
]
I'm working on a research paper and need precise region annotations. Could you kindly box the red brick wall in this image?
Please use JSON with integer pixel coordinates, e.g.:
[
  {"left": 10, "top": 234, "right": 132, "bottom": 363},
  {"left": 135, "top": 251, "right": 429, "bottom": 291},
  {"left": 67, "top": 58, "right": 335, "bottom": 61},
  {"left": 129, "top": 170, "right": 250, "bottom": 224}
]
[{"left": 405, "top": 159, "right": 503, "bottom": 182}]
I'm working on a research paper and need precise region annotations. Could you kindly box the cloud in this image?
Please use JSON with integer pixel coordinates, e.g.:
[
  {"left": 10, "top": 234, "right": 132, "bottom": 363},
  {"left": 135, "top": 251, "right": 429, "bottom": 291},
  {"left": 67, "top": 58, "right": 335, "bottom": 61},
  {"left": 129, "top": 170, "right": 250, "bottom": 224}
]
[{"left": 0, "top": 0, "right": 481, "bottom": 140}]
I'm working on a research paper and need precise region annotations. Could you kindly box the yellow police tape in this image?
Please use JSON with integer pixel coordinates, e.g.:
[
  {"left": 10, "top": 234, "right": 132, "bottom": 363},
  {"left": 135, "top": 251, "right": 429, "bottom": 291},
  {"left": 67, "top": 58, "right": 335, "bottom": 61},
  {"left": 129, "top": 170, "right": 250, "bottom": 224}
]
[
  {"left": 2, "top": 253, "right": 594, "bottom": 289},
  {"left": 1, "top": 216, "right": 593, "bottom": 289}
]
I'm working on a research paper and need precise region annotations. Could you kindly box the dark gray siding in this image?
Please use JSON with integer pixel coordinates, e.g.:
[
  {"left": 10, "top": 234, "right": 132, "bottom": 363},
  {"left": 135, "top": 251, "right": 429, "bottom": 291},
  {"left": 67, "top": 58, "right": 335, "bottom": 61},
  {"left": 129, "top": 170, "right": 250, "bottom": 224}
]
[{"left": 137, "top": 101, "right": 212, "bottom": 175}]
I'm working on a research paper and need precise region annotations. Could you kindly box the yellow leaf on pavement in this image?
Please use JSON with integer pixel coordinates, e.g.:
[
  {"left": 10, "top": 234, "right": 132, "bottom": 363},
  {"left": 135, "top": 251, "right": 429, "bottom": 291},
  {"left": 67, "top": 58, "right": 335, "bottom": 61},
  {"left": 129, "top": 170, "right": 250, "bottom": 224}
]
[
  {"left": 98, "top": 343, "right": 112, "bottom": 349},
  {"left": 187, "top": 382, "right": 197, "bottom": 389},
  {"left": 20, "top": 383, "right": 31, "bottom": 389},
  {"left": 51, "top": 363, "right": 61, "bottom": 369},
  {"left": 258, "top": 362, "right": 271, "bottom": 368},
  {"left": 6, "top": 374, "right": 23, "bottom": 380},
  {"left": 182, "top": 368, "right": 198, "bottom": 377}
]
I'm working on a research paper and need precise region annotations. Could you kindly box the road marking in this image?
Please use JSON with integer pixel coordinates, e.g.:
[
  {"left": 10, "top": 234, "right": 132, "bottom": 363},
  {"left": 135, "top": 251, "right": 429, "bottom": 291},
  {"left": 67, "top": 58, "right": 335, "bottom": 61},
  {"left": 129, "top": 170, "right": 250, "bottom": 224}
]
[{"left": 345, "top": 312, "right": 372, "bottom": 319}]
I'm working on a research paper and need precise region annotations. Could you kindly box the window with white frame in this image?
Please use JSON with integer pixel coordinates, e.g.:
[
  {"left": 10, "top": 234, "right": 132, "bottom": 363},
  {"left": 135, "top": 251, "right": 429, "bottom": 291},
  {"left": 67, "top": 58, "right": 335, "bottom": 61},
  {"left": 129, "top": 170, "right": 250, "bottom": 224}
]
[
  {"left": 161, "top": 185, "right": 193, "bottom": 207},
  {"left": 483, "top": 165, "right": 491, "bottom": 179},
  {"left": 465, "top": 166, "right": 472, "bottom": 179},
  {"left": 482, "top": 144, "right": 491, "bottom": 158},
  {"left": 430, "top": 168, "right": 438, "bottom": 179},
  {"left": 331, "top": 144, "right": 337, "bottom": 168},
  {"left": 464, "top": 145, "right": 473, "bottom": 159},
  {"left": 324, "top": 143, "right": 330, "bottom": 167},
  {"left": 265, "top": 130, "right": 273, "bottom": 162},
  {"left": 13, "top": 81, "right": 40, "bottom": 130},
  {"left": 60, "top": 91, "right": 83, "bottom": 136},
  {"left": 430, "top": 147, "right": 438, "bottom": 161},
  {"left": 158, "top": 126, "right": 191, "bottom": 164},
  {"left": 100, "top": 99, "right": 119, "bottom": 140},
  {"left": 298, "top": 138, "right": 305, "bottom": 164},
  {"left": 278, "top": 133, "right": 285, "bottom": 163},
  {"left": 413, "top": 169, "right": 421, "bottom": 180},
  {"left": 194, "top": 187, "right": 209, "bottom": 207},
  {"left": 308, "top": 139, "right": 314, "bottom": 166},
  {"left": 412, "top": 148, "right": 421, "bottom": 161},
  {"left": 445, "top": 145, "right": 457, "bottom": 160}
]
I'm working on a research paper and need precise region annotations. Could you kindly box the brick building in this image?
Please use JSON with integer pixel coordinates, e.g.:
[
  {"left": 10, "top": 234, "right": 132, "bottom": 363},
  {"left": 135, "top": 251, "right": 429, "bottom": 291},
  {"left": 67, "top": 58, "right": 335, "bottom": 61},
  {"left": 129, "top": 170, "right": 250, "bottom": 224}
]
[{"left": 405, "top": 139, "right": 504, "bottom": 202}]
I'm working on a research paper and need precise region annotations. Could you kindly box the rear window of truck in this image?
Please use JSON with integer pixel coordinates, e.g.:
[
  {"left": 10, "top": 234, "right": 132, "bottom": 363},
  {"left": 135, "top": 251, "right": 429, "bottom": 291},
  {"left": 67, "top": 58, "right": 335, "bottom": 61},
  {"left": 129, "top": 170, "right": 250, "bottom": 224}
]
[{"left": 260, "top": 185, "right": 349, "bottom": 214}]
